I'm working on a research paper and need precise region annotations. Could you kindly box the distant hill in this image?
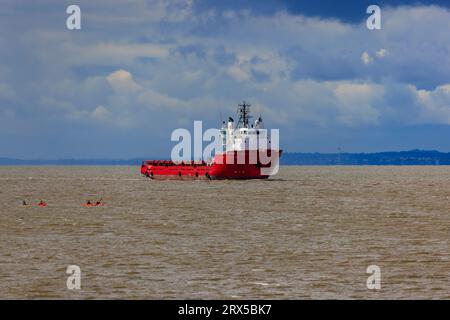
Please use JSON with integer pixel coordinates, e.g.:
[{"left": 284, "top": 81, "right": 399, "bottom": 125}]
[
  {"left": 1, "top": 150, "right": 450, "bottom": 165},
  {"left": 281, "top": 150, "right": 449, "bottom": 165}
]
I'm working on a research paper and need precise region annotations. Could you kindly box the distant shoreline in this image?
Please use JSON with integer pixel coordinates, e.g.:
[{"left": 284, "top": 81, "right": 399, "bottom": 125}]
[{"left": 2, "top": 150, "right": 450, "bottom": 166}]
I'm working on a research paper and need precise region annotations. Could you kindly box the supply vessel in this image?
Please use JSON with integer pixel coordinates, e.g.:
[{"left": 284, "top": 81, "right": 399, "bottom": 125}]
[{"left": 140, "top": 102, "right": 282, "bottom": 180}]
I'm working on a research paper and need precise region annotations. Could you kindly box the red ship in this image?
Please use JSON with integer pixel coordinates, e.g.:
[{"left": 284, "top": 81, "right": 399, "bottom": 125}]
[{"left": 141, "top": 102, "right": 282, "bottom": 180}]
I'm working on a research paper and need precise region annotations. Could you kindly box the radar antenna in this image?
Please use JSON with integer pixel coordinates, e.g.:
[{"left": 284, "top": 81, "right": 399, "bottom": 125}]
[{"left": 237, "top": 101, "right": 252, "bottom": 128}]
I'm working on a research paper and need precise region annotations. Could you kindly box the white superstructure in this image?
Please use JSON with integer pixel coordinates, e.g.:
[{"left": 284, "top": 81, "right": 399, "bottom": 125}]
[{"left": 219, "top": 102, "right": 272, "bottom": 152}]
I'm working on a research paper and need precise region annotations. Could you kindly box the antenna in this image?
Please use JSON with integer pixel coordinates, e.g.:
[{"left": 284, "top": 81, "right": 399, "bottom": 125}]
[{"left": 237, "top": 101, "right": 252, "bottom": 128}]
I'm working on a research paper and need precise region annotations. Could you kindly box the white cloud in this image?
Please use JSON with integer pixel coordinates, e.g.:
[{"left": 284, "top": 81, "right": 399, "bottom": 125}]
[
  {"left": 361, "top": 52, "right": 373, "bottom": 65},
  {"left": 91, "top": 105, "right": 111, "bottom": 121},
  {"left": 376, "top": 49, "right": 388, "bottom": 58},
  {"left": 282, "top": 80, "right": 383, "bottom": 126},
  {"left": 106, "top": 69, "right": 141, "bottom": 94},
  {"left": 226, "top": 64, "right": 250, "bottom": 82},
  {"left": 413, "top": 83, "right": 450, "bottom": 124},
  {"left": 137, "top": 89, "right": 187, "bottom": 109},
  {"left": 333, "top": 82, "right": 383, "bottom": 125}
]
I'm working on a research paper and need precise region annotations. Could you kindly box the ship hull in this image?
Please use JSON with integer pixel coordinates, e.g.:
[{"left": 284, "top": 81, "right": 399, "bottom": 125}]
[
  {"left": 140, "top": 162, "right": 211, "bottom": 180},
  {"left": 141, "top": 150, "right": 282, "bottom": 180}
]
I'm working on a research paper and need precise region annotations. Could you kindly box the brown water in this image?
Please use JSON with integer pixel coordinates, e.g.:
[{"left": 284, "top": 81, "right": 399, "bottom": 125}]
[{"left": 0, "top": 166, "right": 449, "bottom": 299}]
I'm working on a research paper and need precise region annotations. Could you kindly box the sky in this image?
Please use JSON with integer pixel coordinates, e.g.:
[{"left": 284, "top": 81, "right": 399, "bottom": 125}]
[{"left": 1, "top": 0, "right": 450, "bottom": 159}]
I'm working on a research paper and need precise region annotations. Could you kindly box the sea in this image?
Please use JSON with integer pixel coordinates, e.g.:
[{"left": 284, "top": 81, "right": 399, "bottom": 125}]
[{"left": 0, "top": 166, "right": 449, "bottom": 299}]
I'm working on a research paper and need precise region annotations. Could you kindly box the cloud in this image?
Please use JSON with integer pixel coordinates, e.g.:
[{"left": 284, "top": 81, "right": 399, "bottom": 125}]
[
  {"left": 376, "top": 48, "right": 388, "bottom": 58},
  {"left": 226, "top": 64, "right": 250, "bottom": 82},
  {"left": 106, "top": 69, "right": 141, "bottom": 94},
  {"left": 91, "top": 105, "right": 111, "bottom": 121},
  {"left": 2, "top": 1, "right": 450, "bottom": 157},
  {"left": 361, "top": 52, "right": 373, "bottom": 65},
  {"left": 413, "top": 83, "right": 450, "bottom": 124},
  {"left": 333, "top": 82, "right": 382, "bottom": 125},
  {"left": 138, "top": 89, "right": 187, "bottom": 109}
]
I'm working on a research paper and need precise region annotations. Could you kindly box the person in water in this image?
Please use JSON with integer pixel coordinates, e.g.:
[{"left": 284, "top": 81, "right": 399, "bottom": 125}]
[
  {"left": 22, "top": 200, "right": 28, "bottom": 206},
  {"left": 38, "top": 200, "right": 46, "bottom": 206},
  {"left": 86, "top": 200, "right": 92, "bottom": 205},
  {"left": 95, "top": 199, "right": 103, "bottom": 206}
]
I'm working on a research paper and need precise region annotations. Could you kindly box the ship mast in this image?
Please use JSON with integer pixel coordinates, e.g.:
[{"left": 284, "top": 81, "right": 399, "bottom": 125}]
[{"left": 237, "top": 101, "right": 251, "bottom": 128}]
